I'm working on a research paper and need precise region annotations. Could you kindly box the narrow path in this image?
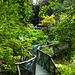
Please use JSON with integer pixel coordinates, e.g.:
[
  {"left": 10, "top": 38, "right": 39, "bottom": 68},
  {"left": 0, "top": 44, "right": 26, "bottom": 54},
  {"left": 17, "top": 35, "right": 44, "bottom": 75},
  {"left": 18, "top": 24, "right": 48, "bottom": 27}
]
[{"left": 36, "top": 64, "right": 51, "bottom": 75}]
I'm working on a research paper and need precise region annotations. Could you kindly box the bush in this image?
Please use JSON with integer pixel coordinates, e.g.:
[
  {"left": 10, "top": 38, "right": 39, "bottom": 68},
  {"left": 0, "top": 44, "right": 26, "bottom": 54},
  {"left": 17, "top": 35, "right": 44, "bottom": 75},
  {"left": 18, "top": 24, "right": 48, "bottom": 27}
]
[
  {"left": 41, "top": 45, "right": 54, "bottom": 56},
  {"left": 0, "top": 0, "right": 33, "bottom": 73},
  {"left": 56, "top": 62, "right": 75, "bottom": 75}
]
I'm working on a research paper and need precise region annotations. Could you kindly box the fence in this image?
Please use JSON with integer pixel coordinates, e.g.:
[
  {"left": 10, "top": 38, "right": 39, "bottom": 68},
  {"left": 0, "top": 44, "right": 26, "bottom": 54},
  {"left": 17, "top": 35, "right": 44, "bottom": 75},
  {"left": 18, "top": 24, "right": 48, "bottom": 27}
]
[{"left": 37, "top": 46, "right": 61, "bottom": 75}]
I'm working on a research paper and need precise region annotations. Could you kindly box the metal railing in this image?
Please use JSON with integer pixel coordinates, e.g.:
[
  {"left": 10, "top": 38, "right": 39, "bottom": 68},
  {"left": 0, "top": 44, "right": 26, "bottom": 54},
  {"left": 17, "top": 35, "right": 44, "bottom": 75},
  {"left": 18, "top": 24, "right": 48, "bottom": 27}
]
[
  {"left": 15, "top": 55, "right": 36, "bottom": 75},
  {"left": 37, "top": 46, "right": 61, "bottom": 75}
]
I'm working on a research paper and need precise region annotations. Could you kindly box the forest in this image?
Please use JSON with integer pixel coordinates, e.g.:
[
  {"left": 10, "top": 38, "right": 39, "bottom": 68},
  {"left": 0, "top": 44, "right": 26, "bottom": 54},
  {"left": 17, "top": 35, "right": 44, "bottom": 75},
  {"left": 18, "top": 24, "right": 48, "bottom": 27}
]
[{"left": 0, "top": 0, "right": 75, "bottom": 75}]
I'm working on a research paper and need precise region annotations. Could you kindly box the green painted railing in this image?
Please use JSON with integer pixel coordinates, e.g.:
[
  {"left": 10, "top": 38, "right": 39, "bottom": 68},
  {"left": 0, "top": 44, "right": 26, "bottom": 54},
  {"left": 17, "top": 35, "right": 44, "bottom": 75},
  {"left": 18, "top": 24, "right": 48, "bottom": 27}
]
[
  {"left": 37, "top": 46, "right": 61, "bottom": 75},
  {"left": 15, "top": 44, "right": 61, "bottom": 75}
]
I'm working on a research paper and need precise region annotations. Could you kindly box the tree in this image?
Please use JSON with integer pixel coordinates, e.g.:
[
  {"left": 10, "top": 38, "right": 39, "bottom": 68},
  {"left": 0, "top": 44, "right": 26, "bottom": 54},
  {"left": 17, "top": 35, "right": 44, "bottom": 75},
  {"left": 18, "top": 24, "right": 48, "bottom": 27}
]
[
  {"left": 55, "top": 9, "right": 75, "bottom": 47},
  {"left": 54, "top": 1, "right": 75, "bottom": 58},
  {"left": 0, "top": 0, "right": 33, "bottom": 72}
]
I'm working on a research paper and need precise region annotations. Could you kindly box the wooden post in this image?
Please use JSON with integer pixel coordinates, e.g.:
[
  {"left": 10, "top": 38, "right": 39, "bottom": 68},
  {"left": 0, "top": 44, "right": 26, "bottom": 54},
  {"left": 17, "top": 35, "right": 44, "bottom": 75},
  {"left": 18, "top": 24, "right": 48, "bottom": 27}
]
[
  {"left": 54, "top": 66, "right": 55, "bottom": 75},
  {"left": 17, "top": 65, "right": 21, "bottom": 75}
]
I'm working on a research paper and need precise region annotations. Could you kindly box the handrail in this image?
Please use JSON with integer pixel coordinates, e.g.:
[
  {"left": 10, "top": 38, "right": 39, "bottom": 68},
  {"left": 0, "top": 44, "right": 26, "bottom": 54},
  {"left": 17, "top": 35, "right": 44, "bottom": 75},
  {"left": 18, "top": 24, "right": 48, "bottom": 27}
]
[
  {"left": 50, "top": 57, "right": 61, "bottom": 75},
  {"left": 34, "top": 27, "right": 47, "bottom": 29},
  {"left": 15, "top": 55, "right": 36, "bottom": 75},
  {"left": 37, "top": 46, "right": 52, "bottom": 58},
  {"left": 15, "top": 55, "right": 36, "bottom": 65},
  {"left": 37, "top": 46, "right": 61, "bottom": 75}
]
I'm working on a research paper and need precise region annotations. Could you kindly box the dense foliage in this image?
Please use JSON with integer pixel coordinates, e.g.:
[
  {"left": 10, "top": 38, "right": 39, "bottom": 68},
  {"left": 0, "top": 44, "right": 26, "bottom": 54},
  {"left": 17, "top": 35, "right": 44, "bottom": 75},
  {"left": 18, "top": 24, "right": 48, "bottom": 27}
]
[
  {"left": 39, "top": 0, "right": 75, "bottom": 57},
  {"left": 39, "top": 14, "right": 55, "bottom": 34},
  {"left": 54, "top": 0, "right": 75, "bottom": 59},
  {"left": 0, "top": 0, "right": 47, "bottom": 73},
  {"left": 0, "top": 0, "right": 32, "bottom": 72},
  {"left": 41, "top": 45, "right": 54, "bottom": 56},
  {"left": 0, "top": 0, "right": 75, "bottom": 74},
  {"left": 38, "top": 0, "right": 75, "bottom": 74}
]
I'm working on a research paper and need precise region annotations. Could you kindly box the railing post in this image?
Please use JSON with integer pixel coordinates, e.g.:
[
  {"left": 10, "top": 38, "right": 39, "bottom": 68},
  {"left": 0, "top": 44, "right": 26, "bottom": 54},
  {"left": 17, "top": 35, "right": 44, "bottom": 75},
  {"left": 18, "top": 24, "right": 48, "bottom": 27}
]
[
  {"left": 17, "top": 65, "right": 21, "bottom": 75},
  {"left": 49, "top": 57, "right": 50, "bottom": 73},
  {"left": 41, "top": 52, "right": 43, "bottom": 67},
  {"left": 54, "top": 66, "right": 55, "bottom": 75},
  {"left": 37, "top": 49, "right": 38, "bottom": 63},
  {"left": 37, "top": 46, "right": 61, "bottom": 75},
  {"left": 34, "top": 58, "right": 36, "bottom": 75}
]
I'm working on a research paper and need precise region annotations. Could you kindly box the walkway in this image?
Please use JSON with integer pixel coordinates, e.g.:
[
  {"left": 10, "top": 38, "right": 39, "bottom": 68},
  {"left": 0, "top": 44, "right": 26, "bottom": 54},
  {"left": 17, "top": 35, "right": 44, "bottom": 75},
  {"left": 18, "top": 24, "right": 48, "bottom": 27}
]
[{"left": 36, "top": 64, "right": 52, "bottom": 75}]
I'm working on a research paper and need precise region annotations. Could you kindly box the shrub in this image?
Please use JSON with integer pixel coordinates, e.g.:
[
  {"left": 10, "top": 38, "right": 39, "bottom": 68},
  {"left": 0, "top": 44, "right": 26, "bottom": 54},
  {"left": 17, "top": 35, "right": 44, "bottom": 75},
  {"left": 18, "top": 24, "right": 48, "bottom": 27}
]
[
  {"left": 0, "top": 0, "right": 33, "bottom": 73},
  {"left": 41, "top": 45, "right": 54, "bottom": 56}
]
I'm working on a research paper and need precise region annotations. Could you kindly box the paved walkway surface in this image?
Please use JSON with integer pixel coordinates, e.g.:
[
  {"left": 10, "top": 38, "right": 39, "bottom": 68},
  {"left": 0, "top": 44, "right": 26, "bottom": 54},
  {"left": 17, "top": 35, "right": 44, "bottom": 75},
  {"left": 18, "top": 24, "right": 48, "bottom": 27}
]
[{"left": 36, "top": 64, "right": 51, "bottom": 75}]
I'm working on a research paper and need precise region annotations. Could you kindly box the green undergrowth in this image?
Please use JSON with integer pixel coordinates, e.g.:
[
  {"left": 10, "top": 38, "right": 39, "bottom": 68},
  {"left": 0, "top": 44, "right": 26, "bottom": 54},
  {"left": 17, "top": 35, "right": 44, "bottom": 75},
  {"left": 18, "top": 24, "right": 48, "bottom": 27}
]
[
  {"left": 56, "top": 54, "right": 75, "bottom": 75},
  {"left": 41, "top": 45, "right": 54, "bottom": 56},
  {"left": 0, "top": 0, "right": 48, "bottom": 73},
  {"left": 19, "top": 24, "right": 48, "bottom": 45}
]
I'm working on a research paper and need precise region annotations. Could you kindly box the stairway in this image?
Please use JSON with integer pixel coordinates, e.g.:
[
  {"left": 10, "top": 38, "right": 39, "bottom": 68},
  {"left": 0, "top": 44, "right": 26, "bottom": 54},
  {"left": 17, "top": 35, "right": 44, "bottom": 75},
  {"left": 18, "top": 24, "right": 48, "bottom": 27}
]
[{"left": 36, "top": 64, "right": 51, "bottom": 75}]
